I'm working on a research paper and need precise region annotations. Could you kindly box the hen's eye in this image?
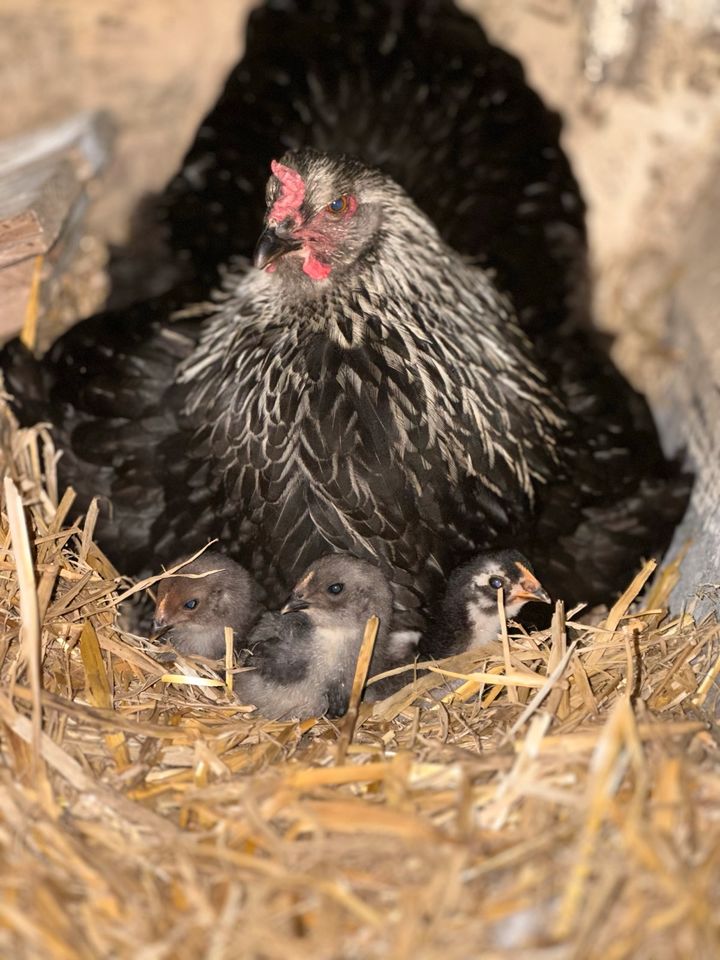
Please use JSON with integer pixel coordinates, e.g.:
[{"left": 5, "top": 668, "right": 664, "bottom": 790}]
[
  {"left": 327, "top": 582, "right": 344, "bottom": 595},
  {"left": 327, "top": 196, "right": 347, "bottom": 214},
  {"left": 489, "top": 576, "right": 504, "bottom": 591},
  {"left": 184, "top": 599, "right": 199, "bottom": 610}
]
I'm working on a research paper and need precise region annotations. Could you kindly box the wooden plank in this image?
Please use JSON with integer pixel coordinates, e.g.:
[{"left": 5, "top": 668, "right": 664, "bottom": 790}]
[
  {"left": 0, "top": 111, "right": 113, "bottom": 268},
  {"left": 0, "top": 158, "right": 81, "bottom": 268},
  {"left": 0, "top": 111, "right": 114, "bottom": 342}
]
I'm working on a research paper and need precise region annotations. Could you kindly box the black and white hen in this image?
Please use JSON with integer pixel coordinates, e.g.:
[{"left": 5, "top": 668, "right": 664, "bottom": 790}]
[
  {"left": 167, "top": 147, "right": 572, "bottom": 620},
  {"left": 1, "top": 0, "right": 688, "bottom": 625}
]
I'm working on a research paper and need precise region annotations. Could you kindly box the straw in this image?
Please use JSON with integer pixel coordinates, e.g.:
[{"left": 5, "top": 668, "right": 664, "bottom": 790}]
[
  {"left": 0, "top": 392, "right": 716, "bottom": 960},
  {"left": 4, "top": 475, "right": 43, "bottom": 778},
  {"left": 336, "top": 614, "right": 379, "bottom": 764}
]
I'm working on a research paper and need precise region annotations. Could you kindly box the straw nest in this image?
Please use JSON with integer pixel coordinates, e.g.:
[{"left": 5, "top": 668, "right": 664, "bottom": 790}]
[{"left": 0, "top": 393, "right": 718, "bottom": 960}]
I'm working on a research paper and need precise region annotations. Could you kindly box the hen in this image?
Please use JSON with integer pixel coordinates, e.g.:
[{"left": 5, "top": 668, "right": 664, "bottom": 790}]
[{"left": 0, "top": 0, "right": 688, "bottom": 624}]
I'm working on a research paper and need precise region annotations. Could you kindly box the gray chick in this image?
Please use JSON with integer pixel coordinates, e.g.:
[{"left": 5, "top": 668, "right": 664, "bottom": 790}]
[
  {"left": 422, "top": 549, "right": 551, "bottom": 659},
  {"left": 152, "top": 551, "right": 264, "bottom": 658},
  {"left": 235, "top": 553, "right": 397, "bottom": 720}
]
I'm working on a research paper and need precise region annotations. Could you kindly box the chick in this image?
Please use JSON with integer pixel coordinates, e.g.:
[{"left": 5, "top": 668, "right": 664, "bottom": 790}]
[
  {"left": 422, "top": 549, "right": 551, "bottom": 658},
  {"left": 235, "top": 553, "right": 397, "bottom": 720},
  {"left": 151, "top": 551, "right": 263, "bottom": 658}
]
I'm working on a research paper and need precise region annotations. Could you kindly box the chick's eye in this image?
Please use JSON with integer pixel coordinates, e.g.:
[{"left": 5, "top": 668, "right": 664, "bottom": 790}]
[
  {"left": 184, "top": 599, "right": 199, "bottom": 610},
  {"left": 327, "top": 196, "right": 347, "bottom": 214},
  {"left": 489, "top": 576, "right": 504, "bottom": 591},
  {"left": 327, "top": 582, "right": 344, "bottom": 595}
]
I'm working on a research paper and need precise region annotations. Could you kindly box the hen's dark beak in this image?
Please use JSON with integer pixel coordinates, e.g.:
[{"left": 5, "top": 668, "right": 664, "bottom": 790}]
[
  {"left": 281, "top": 592, "right": 310, "bottom": 615},
  {"left": 509, "top": 563, "right": 552, "bottom": 605},
  {"left": 253, "top": 226, "right": 301, "bottom": 270}
]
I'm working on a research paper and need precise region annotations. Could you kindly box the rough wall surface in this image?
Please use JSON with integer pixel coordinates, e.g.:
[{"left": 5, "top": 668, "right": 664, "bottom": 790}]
[
  {"left": 472, "top": 1, "right": 720, "bottom": 609},
  {"left": 1, "top": 0, "right": 719, "bottom": 607},
  {"left": 0, "top": 0, "right": 252, "bottom": 248},
  {"left": 660, "top": 168, "right": 720, "bottom": 614}
]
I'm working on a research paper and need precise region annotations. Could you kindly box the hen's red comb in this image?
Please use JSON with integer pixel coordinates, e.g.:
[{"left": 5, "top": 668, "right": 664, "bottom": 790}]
[{"left": 270, "top": 160, "right": 305, "bottom": 222}]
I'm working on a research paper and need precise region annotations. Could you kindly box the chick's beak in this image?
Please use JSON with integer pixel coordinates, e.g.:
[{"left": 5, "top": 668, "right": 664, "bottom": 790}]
[
  {"left": 253, "top": 226, "right": 301, "bottom": 270},
  {"left": 150, "top": 620, "right": 171, "bottom": 642},
  {"left": 509, "top": 563, "right": 552, "bottom": 605},
  {"left": 281, "top": 592, "right": 310, "bottom": 615}
]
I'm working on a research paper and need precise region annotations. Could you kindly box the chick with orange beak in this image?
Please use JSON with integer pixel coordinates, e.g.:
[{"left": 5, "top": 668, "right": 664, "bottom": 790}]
[{"left": 423, "top": 549, "right": 551, "bottom": 658}]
